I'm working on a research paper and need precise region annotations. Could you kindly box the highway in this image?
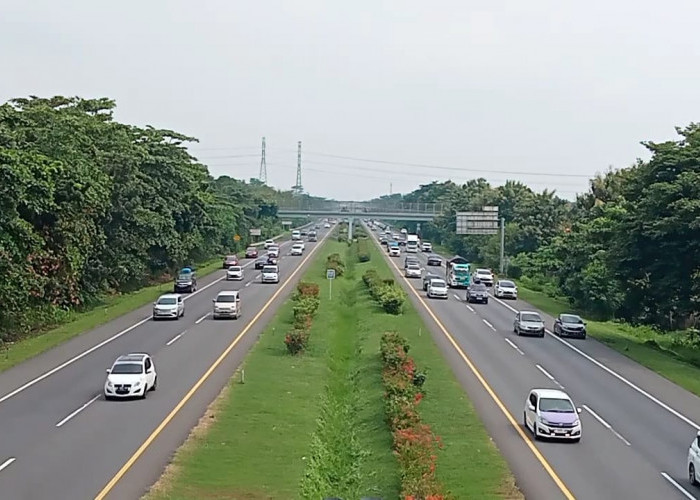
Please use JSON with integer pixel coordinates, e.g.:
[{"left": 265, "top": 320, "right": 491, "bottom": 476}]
[
  {"left": 367, "top": 224, "right": 700, "bottom": 500},
  {"left": 0, "top": 223, "right": 330, "bottom": 500}
]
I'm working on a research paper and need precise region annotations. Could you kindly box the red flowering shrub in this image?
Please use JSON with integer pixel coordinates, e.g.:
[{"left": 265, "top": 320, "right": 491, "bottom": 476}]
[
  {"left": 284, "top": 329, "right": 309, "bottom": 355},
  {"left": 296, "top": 281, "right": 320, "bottom": 298},
  {"left": 394, "top": 424, "right": 444, "bottom": 498}
]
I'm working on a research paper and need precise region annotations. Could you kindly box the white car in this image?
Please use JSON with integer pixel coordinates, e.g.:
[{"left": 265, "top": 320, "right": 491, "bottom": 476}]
[
  {"left": 104, "top": 353, "right": 157, "bottom": 400},
  {"left": 226, "top": 266, "right": 244, "bottom": 280},
  {"left": 495, "top": 279, "right": 518, "bottom": 299},
  {"left": 290, "top": 244, "right": 304, "bottom": 256},
  {"left": 405, "top": 263, "right": 422, "bottom": 278},
  {"left": 689, "top": 431, "right": 700, "bottom": 487},
  {"left": 421, "top": 242, "right": 432, "bottom": 252},
  {"left": 267, "top": 246, "right": 280, "bottom": 258},
  {"left": 152, "top": 293, "right": 184, "bottom": 320},
  {"left": 213, "top": 290, "right": 241, "bottom": 319},
  {"left": 324, "top": 223, "right": 331, "bottom": 228},
  {"left": 474, "top": 268, "right": 494, "bottom": 287},
  {"left": 523, "top": 388, "right": 582, "bottom": 442},
  {"left": 427, "top": 278, "right": 448, "bottom": 299},
  {"left": 263, "top": 239, "right": 274, "bottom": 249},
  {"left": 261, "top": 265, "right": 280, "bottom": 284},
  {"left": 389, "top": 246, "right": 401, "bottom": 257}
]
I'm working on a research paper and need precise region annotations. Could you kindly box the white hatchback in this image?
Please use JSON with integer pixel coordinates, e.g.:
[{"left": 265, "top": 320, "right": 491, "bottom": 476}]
[
  {"left": 226, "top": 266, "right": 244, "bottom": 280},
  {"left": 689, "top": 431, "right": 700, "bottom": 487},
  {"left": 213, "top": 290, "right": 241, "bottom": 319},
  {"left": 290, "top": 244, "right": 304, "bottom": 256},
  {"left": 524, "top": 388, "right": 582, "bottom": 442},
  {"left": 427, "top": 278, "right": 448, "bottom": 299},
  {"left": 261, "top": 265, "right": 280, "bottom": 284},
  {"left": 104, "top": 353, "right": 157, "bottom": 400}
]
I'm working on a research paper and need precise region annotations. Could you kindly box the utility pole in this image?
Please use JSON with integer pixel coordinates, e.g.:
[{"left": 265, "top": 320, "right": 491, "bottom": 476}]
[
  {"left": 259, "top": 136, "right": 267, "bottom": 184},
  {"left": 500, "top": 216, "right": 506, "bottom": 275},
  {"left": 390, "top": 182, "right": 393, "bottom": 195},
  {"left": 292, "top": 141, "right": 303, "bottom": 196}
]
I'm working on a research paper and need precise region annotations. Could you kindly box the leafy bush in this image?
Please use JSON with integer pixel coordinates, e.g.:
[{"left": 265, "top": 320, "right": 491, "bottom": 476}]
[
  {"left": 285, "top": 329, "right": 310, "bottom": 355},
  {"left": 326, "top": 253, "right": 345, "bottom": 277},
  {"left": 362, "top": 270, "right": 405, "bottom": 314},
  {"left": 297, "top": 281, "right": 320, "bottom": 298}
]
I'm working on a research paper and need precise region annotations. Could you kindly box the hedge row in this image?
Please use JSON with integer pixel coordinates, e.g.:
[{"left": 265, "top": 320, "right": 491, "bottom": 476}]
[
  {"left": 362, "top": 269, "right": 406, "bottom": 315},
  {"left": 380, "top": 332, "right": 448, "bottom": 499},
  {"left": 351, "top": 238, "right": 371, "bottom": 263},
  {"left": 284, "top": 281, "right": 321, "bottom": 355},
  {"left": 326, "top": 253, "right": 345, "bottom": 277}
]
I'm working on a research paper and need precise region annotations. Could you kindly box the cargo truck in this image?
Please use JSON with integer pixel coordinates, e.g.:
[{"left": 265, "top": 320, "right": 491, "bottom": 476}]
[
  {"left": 406, "top": 234, "right": 420, "bottom": 253},
  {"left": 446, "top": 256, "right": 471, "bottom": 288}
]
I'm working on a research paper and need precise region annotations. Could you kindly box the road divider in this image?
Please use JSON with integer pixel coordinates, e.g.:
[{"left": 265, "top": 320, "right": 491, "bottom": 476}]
[{"left": 661, "top": 472, "right": 696, "bottom": 500}]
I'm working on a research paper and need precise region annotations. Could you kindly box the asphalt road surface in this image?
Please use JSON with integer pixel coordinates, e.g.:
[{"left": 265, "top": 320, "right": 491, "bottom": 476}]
[
  {"left": 368, "top": 225, "right": 700, "bottom": 500},
  {"left": 0, "top": 223, "right": 331, "bottom": 500}
]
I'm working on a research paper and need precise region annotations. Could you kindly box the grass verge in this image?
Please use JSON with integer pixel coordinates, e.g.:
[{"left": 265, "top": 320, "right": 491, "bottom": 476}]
[{"left": 515, "top": 283, "right": 700, "bottom": 397}]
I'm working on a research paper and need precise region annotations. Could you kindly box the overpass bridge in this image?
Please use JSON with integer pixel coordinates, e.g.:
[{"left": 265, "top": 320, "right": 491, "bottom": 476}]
[{"left": 277, "top": 200, "right": 445, "bottom": 239}]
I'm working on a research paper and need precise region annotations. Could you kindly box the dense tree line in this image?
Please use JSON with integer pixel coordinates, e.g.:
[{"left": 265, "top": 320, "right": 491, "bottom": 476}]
[
  {"left": 0, "top": 96, "right": 314, "bottom": 341},
  {"left": 378, "top": 124, "right": 700, "bottom": 331}
]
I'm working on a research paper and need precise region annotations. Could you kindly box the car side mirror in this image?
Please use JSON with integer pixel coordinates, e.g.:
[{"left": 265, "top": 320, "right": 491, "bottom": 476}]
[
  {"left": 106, "top": 368, "right": 111, "bottom": 374},
  {"left": 153, "top": 302, "right": 156, "bottom": 306},
  {"left": 583, "top": 321, "right": 587, "bottom": 326},
  {"left": 577, "top": 407, "right": 582, "bottom": 414},
  {"left": 146, "top": 369, "right": 152, "bottom": 374},
  {"left": 527, "top": 403, "right": 535, "bottom": 411},
  {"left": 212, "top": 299, "right": 216, "bottom": 302}
]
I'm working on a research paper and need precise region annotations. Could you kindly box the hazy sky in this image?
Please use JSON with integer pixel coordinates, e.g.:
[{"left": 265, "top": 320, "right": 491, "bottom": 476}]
[{"left": 3, "top": 0, "right": 700, "bottom": 201}]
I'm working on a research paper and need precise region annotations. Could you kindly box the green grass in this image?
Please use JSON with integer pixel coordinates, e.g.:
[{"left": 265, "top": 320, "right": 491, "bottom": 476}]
[
  {"left": 0, "top": 258, "right": 222, "bottom": 374},
  {"left": 515, "top": 283, "right": 700, "bottom": 397},
  {"left": 144, "top": 240, "right": 400, "bottom": 500}
]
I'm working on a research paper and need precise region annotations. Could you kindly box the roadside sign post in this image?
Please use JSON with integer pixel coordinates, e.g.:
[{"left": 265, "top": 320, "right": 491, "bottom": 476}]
[{"left": 326, "top": 269, "right": 336, "bottom": 299}]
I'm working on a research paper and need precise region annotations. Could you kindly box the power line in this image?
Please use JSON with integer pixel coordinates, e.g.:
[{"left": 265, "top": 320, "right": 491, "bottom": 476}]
[{"left": 193, "top": 153, "right": 260, "bottom": 160}]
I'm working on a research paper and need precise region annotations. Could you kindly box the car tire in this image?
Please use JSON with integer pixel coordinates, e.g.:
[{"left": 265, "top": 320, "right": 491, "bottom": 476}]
[
  {"left": 690, "top": 464, "right": 698, "bottom": 486},
  {"left": 485, "top": 299, "right": 489, "bottom": 304},
  {"left": 572, "top": 437, "right": 581, "bottom": 443},
  {"left": 539, "top": 331, "right": 545, "bottom": 338},
  {"left": 141, "top": 386, "right": 148, "bottom": 399},
  {"left": 151, "top": 376, "right": 157, "bottom": 391},
  {"left": 523, "top": 411, "right": 528, "bottom": 430},
  {"left": 516, "top": 328, "right": 522, "bottom": 336}
]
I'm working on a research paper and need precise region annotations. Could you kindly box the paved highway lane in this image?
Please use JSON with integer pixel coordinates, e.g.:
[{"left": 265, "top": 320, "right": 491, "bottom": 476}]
[
  {"left": 367, "top": 226, "right": 699, "bottom": 500},
  {"left": 0, "top": 224, "right": 330, "bottom": 500}
]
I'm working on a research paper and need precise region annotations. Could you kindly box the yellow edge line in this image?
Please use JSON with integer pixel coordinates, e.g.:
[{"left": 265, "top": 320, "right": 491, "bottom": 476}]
[
  {"left": 376, "top": 233, "right": 576, "bottom": 500},
  {"left": 94, "top": 229, "right": 332, "bottom": 500}
]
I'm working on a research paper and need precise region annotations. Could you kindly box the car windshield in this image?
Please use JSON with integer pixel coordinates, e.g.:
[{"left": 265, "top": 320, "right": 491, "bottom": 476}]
[
  {"left": 431, "top": 280, "right": 446, "bottom": 287},
  {"left": 477, "top": 269, "right": 491, "bottom": 275},
  {"left": 216, "top": 295, "right": 237, "bottom": 303},
  {"left": 157, "top": 297, "right": 176, "bottom": 305},
  {"left": 263, "top": 266, "right": 277, "bottom": 273},
  {"left": 111, "top": 363, "right": 143, "bottom": 374},
  {"left": 561, "top": 314, "right": 583, "bottom": 324},
  {"left": 228, "top": 266, "right": 241, "bottom": 272},
  {"left": 226, "top": 256, "right": 237, "bottom": 261},
  {"left": 408, "top": 265, "right": 421, "bottom": 270},
  {"left": 177, "top": 274, "right": 191, "bottom": 281},
  {"left": 521, "top": 313, "right": 542, "bottom": 322},
  {"left": 539, "top": 397, "right": 575, "bottom": 413},
  {"left": 500, "top": 280, "right": 515, "bottom": 287},
  {"left": 471, "top": 284, "right": 487, "bottom": 291}
]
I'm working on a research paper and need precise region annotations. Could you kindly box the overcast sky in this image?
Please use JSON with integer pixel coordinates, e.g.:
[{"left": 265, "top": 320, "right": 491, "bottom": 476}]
[{"left": 3, "top": 0, "right": 700, "bottom": 201}]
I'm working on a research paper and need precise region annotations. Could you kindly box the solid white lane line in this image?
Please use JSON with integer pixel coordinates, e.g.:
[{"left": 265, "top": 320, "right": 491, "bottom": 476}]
[
  {"left": 483, "top": 319, "right": 496, "bottom": 331},
  {"left": 166, "top": 332, "right": 185, "bottom": 346},
  {"left": 0, "top": 457, "right": 16, "bottom": 473},
  {"left": 245, "top": 282, "right": 251, "bottom": 287},
  {"left": 56, "top": 395, "right": 101, "bottom": 428},
  {"left": 490, "top": 294, "right": 700, "bottom": 431},
  {"left": 195, "top": 313, "right": 209, "bottom": 325},
  {"left": 661, "top": 472, "right": 697, "bottom": 500},
  {"left": 466, "top": 305, "right": 475, "bottom": 313},
  {"left": 505, "top": 338, "right": 525, "bottom": 355},
  {"left": 0, "top": 239, "right": 297, "bottom": 405}
]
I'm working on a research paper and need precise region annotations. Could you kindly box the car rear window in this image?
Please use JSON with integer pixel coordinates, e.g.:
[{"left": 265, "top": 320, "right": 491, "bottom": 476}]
[
  {"left": 263, "top": 266, "right": 277, "bottom": 273},
  {"left": 216, "top": 294, "right": 237, "bottom": 303},
  {"left": 499, "top": 280, "right": 515, "bottom": 287},
  {"left": 521, "top": 313, "right": 542, "bottom": 322},
  {"left": 431, "top": 280, "right": 446, "bottom": 287}
]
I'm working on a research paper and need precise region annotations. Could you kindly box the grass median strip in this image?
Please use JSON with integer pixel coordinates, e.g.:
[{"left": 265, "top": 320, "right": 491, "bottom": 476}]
[
  {"left": 515, "top": 283, "right": 700, "bottom": 397},
  {"left": 145, "top": 234, "right": 519, "bottom": 499}
]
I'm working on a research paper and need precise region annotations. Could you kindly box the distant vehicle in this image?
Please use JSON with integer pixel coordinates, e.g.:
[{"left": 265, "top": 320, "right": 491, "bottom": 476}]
[
  {"left": 446, "top": 257, "right": 471, "bottom": 288},
  {"left": 245, "top": 247, "right": 258, "bottom": 259},
  {"left": 223, "top": 255, "right": 239, "bottom": 268},
  {"left": 300, "top": 230, "right": 307, "bottom": 236},
  {"left": 494, "top": 280, "right": 518, "bottom": 299},
  {"left": 400, "top": 228, "right": 408, "bottom": 235},
  {"left": 466, "top": 283, "right": 489, "bottom": 304},
  {"left": 254, "top": 257, "right": 268, "bottom": 269},
  {"left": 380, "top": 237, "right": 388, "bottom": 246},
  {"left": 427, "top": 278, "right": 448, "bottom": 299},
  {"left": 267, "top": 246, "right": 280, "bottom": 258},
  {"left": 421, "top": 242, "right": 433, "bottom": 252},
  {"left": 212, "top": 290, "right": 241, "bottom": 319},
  {"left": 324, "top": 223, "right": 331, "bottom": 228},
  {"left": 389, "top": 246, "right": 401, "bottom": 257},
  {"left": 524, "top": 389, "right": 582, "bottom": 442},
  {"left": 688, "top": 431, "right": 700, "bottom": 487},
  {"left": 406, "top": 234, "right": 420, "bottom": 253},
  {"left": 261, "top": 265, "right": 280, "bottom": 284},
  {"left": 264, "top": 239, "right": 275, "bottom": 249},
  {"left": 387, "top": 241, "right": 399, "bottom": 253},
  {"left": 553, "top": 313, "right": 587, "bottom": 339},
  {"left": 291, "top": 230, "right": 301, "bottom": 241},
  {"left": 404, "top": 255, "right": 420, "bottom": 269},
  {"left": 405, "top": 263, "right": 422, "bottom": 278},
  {"left": 423, "top": 272, "right": 442, "bottom": 291},
  {"left": 226, "top": 266, "right": 244, "bottom": 281},
  {"left": 174, "top": 271, "right": 197, "bottom": 293},
  {"left": 104, "top": 353, "right": 157, "bottom": 400},
  {"left": 152, "top": 293, "right": 184, "bottom": 320},
  {"left": 290, "top": 243, "right": 304, "bottom": 256},
  {"left": 308, "top": 231, "right": 317, "bottom": 242},
  {"left": 426, "top": 254, "right": 442, "bottom": 266},
  {"left": 514, "top": 311, "right": 545, "bottom": 337},
  {"left": 474, "top": 268, "right": 494, "bottom": 287}
]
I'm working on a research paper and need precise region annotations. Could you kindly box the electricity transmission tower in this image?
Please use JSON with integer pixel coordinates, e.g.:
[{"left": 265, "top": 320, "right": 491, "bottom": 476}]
[
  {"left": 292, "top": 141, "right": 303, "bottom": 195},
  {"left": 258, "top": 137, "right": 267, "bottom": 183}
]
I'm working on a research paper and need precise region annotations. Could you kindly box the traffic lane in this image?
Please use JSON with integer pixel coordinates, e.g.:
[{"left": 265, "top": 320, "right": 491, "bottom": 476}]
[
  {"left": 0, "top": 237, "right": 292, "bottom": 405},
  {"left": 387, "top": 252, "right": 686, "bottom": 499},
  {"left": 466, "top": 298, "right": 699, "bottom": 495},
  {"left": 0, "top": 239, "right": 306, "bottom": 459},
  {"left": 0, "top": 233, "right": 329, "bottom": 500}
]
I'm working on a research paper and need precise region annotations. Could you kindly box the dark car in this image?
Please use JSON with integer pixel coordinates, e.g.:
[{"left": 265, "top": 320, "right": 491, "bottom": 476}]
[
  {"left": 380, "top": 237, "right": 388, "bottom": 245},
  {"left": 223, "top": 255, "right": 239, "bottom": 268},
  {"left": 426, "top": 254, "right": 442, "bottom": 266},
  {"left": 404, "top": 256, "right": 419, "bottom": 269},
  {"left": 174, "top": 271, "right": 197, "bottom": 293},
  {"left": 423, "top": 272, "right": 442, "bottom": 291},
  {"left": 254, "top": 257, "right": 268, "bottom": 269},
  {"left": 245, "top": 247, "right": 258, "bottom": 259},
  {"left": 267, "top": 255, "right": 278, "bottom": 265},
  {"left": 300, "top": 230, "right": 307, "bottom": 236},
  {"left": 466, "top": 283, "right": 489, "bottom": 304},
  {"left": 554, "top": 313, "right": 587, "bottom": 339}
]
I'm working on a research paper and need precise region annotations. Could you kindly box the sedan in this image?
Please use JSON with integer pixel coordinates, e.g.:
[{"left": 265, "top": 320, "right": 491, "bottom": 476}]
[
  {"left": 245, "top": 247, "right": 258, "bottom": 258},
  {"left": 405, "top": 264, "right": 422, "bottom": 278},
  {"left": 524, "top": 388, "right": 581, "bottom": 442},
  {"left": 254, "top": 257, "right": 268, "bottom": 269},
  {"left": 466, "top": 283, "right": 489, "bottom": 304},
  {"left": 423, "top": 273, "right": 442, "bottom": 291},
  {"left": 223, "top": 255, "right": 239, "bottom": 268},
  {"left": 427, "top": 279, "right": 448, "bottom": 299},
  {"left": 553, "top": 313, "right": 587, "bottom": 339},
  {"left": 426, "top": 254, "right": 442, "bottom": 266},
  {"left": 494, "top": 279, "right": 518, "bottom": 299},
  {"left": 226, "top": 266, "right": 244, "bottom": 280},
  {"left": 689, "top": 431, "right": 700, "bottom": 487},
  {"left": 514, "top": 311, "right": 545, "bottom": 337}
]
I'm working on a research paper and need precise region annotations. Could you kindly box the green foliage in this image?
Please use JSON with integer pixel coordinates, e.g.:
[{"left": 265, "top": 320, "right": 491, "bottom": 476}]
[
  {"left": 326, "top": 252, "right": 345, "bottom": 277},
  {"left": 362, "top": 270, "right": 406, "bottom": 315},
  {"left": 284, "top": 329, "right": 310, "bottom": 355}
]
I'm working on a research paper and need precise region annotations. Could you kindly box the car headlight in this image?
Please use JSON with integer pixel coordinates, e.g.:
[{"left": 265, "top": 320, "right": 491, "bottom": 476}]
[
  {"left": 106, "top": 381, "right": 113, "bottom": 388},
  {"left": 133, "top": 381, "right": 141, "bottom": 388},
  {"left": 538, "top": 416, "right": 551, "bottom": 425}
]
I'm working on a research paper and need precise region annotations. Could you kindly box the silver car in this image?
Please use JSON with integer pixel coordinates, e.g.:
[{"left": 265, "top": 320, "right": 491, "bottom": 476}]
[
  {"left": 405, "top": 264, "right": 422, "bottom": 278},
  {"left": 152, "top": 293, "right": 184, "bottom": 320},
  {"left": 514, "top": 311, "right": 545, "bottom": 337},
  {"left": 226, "top": 266, "right": 244, "bottom": 280}
]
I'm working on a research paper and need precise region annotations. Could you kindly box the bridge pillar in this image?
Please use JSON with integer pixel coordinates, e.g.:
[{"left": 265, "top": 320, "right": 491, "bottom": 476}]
[{"left": 348, "top": 217, "right": 354, "bottom": 241}]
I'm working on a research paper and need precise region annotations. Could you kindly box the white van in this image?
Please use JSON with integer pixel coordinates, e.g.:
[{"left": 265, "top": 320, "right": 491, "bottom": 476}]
[
  {"left": 212, "top": 290, "right": 241, "bottom": 319},
  {"left": 291, "top": 230, "right": 301, "bottom": 241}
]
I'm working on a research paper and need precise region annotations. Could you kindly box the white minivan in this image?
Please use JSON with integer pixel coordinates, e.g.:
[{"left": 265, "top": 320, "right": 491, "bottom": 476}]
[{"left": 213, "top": 290, "right": 241, "bottom": 319}]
